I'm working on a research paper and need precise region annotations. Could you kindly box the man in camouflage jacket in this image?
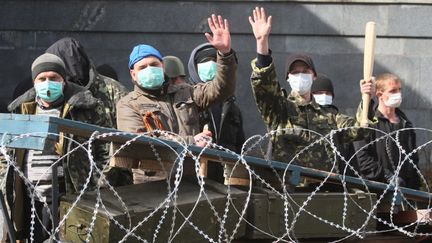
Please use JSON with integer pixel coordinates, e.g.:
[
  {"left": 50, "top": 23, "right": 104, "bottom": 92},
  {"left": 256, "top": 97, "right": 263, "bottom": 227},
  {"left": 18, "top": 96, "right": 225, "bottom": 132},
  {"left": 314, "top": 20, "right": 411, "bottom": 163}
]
[
  {"left": 46, "top": 37, "right": 132, "bottom": 186},
  {"left": 248, "top": 7, "right": 376, "bottom": 172}
]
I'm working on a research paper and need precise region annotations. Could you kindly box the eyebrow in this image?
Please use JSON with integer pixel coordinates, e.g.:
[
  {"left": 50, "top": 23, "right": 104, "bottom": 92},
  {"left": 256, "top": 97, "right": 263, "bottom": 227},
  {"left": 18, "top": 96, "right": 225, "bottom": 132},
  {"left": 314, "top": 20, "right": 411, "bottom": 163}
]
[
  {"left": 137, "top": 64, "right": 148, "bottom": 69},
  {"left": 149, "top": 61, "right": 160, "bottom": 66}
]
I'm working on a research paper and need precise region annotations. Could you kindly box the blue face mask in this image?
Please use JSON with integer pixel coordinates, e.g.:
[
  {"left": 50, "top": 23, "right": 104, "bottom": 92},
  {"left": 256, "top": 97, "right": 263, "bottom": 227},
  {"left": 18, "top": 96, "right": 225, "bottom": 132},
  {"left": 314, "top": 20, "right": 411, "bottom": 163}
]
[
  {"left": 137, "top": 66, "right": 165, "bottom": 90},
  {"left": 197, "top": 61, "right": 217, "bottom": 82},
  {"left": 34, "top": 80, "right": 63, "bottom": 102}
]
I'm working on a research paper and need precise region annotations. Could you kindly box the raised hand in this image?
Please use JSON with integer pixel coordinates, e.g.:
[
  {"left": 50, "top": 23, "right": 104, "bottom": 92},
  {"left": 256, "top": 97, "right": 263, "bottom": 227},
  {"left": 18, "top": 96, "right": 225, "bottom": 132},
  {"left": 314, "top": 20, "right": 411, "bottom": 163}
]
[
  {"left": 248, "top": 7, "right": 272, "bottom": 55},
  {"left": 205, "top": 14, "right": 231, "bottom": 54},
  {"left": 249, "top": 7, "right": 272, "bottom": 41}
]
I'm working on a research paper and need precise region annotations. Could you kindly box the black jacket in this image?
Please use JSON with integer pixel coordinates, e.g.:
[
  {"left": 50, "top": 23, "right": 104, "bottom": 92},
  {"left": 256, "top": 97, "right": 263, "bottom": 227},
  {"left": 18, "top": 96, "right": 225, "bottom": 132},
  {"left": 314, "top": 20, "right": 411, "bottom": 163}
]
[
  {"left": 200, "top": 96, "right": 245, "bottom": 153},
  {"left": 354, "top": 108, "right": 420, "bottom": 189}
]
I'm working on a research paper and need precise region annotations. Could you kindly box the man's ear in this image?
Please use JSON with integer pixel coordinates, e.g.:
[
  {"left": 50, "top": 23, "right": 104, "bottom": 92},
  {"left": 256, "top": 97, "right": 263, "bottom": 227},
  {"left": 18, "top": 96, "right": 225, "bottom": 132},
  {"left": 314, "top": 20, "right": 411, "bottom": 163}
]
[
  {"left": 130, "top": 69, "right": 136, "bottom": 81},
  {"left": 376, "top": 90, "right": 382, "bottom": 98}
]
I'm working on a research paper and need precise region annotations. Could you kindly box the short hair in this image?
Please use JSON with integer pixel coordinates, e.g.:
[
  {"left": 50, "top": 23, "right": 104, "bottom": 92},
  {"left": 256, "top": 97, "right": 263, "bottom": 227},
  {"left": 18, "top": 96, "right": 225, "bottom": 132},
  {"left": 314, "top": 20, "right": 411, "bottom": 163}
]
[{"left": 376, "top": 73, "right": 401, "bottom": 92}]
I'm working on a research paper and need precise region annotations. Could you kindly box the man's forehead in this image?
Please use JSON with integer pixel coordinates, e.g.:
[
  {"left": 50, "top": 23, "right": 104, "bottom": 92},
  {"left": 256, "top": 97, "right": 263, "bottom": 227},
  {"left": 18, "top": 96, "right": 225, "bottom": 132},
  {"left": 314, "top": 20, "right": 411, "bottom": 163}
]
[
  {"left": 36, "top": 71, "right": 61, "bottom": 77},
  {"left": 384, "top": 80, "right": 401, "bottom": 89},
  {"left": 139, "top": 56, "right": 162, "bottom": 64}
]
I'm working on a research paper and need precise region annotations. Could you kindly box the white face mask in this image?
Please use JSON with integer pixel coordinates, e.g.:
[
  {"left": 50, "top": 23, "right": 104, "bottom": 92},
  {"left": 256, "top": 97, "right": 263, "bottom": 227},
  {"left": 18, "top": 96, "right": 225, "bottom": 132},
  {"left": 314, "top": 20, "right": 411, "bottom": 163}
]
[
  {"left": 287, "top": 73, "right": 313, "bottom": 95},
  {"left": 384, "top": 93, "right": 402, "bottom": 108},
  {"left": 313, "top": 94, "right": 333, "bottom": 106}
]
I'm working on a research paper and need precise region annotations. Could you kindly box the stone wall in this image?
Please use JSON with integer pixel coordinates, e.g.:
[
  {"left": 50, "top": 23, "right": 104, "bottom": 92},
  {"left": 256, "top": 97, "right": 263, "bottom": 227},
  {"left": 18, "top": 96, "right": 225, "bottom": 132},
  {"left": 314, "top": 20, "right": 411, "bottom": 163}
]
[{"left": 1, "top": 0, "right": 432, "bottom": 165}]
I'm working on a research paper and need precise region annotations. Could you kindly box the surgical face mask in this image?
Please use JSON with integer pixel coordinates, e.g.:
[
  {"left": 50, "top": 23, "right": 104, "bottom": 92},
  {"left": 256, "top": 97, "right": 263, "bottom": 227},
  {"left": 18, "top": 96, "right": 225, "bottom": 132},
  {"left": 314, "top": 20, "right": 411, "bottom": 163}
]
[
  {"left": 384, "top": 92, "right": 402, "bottom": 108},
  {"left": 34, "top": 80, "right": 63, "bottom": 102},
  {"left": 197, "top": 61, "right": 217, "bottom": 82},
  {"left": 137, "top": 66, "right": 165, "bottom": 90},
  {"left": 287, "top": 73, "right": 313, "bottom": 95},
  {"left": 313, "top": 94, "right": 333, "bottom": 106}
]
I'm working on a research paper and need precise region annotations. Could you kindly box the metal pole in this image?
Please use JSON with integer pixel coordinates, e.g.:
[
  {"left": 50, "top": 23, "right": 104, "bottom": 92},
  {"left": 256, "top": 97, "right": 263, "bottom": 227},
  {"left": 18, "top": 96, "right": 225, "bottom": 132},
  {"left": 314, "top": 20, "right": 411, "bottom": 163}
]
[{"left": 51, "top": 163, "right": 59, "bottom": 241}]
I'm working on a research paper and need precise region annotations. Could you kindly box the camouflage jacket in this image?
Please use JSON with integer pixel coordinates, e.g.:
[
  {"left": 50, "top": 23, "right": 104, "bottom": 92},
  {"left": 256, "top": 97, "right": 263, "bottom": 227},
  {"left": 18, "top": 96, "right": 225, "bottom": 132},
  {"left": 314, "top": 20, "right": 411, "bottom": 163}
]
[
  {"left": 250, "top": 59, "right": 373, "bottom": 171},
  {"left": 86, "top": 67, "right": 129, "bottom": 128},
  {"left": 117, "top": 50, "right": 237, "bottom": 144}
]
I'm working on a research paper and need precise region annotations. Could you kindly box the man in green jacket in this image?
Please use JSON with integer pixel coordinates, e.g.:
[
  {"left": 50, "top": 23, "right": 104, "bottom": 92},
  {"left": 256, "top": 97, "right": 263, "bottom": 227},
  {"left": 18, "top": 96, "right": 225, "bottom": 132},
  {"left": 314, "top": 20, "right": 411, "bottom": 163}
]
[
  {"left": 248, "top": 7, "right": 375, "bottom": 173},
  {"left": 116, "top": 14, "right": 237, "bottom": 182}
]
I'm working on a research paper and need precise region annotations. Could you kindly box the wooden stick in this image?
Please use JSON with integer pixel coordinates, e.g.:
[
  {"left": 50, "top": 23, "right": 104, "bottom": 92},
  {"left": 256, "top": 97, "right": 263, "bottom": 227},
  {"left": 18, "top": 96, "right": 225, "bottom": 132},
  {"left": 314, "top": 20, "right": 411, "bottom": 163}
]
[{"left": 361, "top": 21, "right": 376, "bottom": 127}]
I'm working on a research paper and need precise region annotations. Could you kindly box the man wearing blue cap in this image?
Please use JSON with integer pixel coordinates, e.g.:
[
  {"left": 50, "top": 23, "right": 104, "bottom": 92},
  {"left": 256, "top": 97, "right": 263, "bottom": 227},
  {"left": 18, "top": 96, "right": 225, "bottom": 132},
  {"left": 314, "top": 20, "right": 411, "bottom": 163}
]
[{"left": 116, "top": 14, "right": 237, "bottom": 181}]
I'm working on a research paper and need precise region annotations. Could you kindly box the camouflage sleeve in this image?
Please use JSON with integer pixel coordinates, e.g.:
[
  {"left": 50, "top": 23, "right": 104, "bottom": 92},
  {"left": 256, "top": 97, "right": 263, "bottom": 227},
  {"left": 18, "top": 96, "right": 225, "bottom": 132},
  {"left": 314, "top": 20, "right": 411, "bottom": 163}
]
[
  {"left": 250, "top": 58, "right": 294, "bottom": 128},
  {"left": 91, "top": 104, "right": 111, "bottom": 166},
  {"left": 355, "top": 102, "right": 378, "bottom": 127},
  {"left": 105, "top": 78, "right": 130, "bottom": 128},
  {"left": 109, "top": 80, "right": 129, "bottom": 108},
  {"left": 334, "top": 112, "right": 360, "bottom": 142},
  {"left": 334, "top": 102, "right": 377, "bottom": 142},
  {"left": 192, "top": 50, "right": 237, "bottom": 110}
]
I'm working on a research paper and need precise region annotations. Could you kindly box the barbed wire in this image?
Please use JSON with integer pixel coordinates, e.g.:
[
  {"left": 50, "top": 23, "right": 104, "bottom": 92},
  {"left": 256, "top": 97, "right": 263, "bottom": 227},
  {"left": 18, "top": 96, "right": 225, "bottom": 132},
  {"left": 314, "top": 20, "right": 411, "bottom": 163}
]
[{"left": 1, "top": 126, "right": 432, "bottom": 242}]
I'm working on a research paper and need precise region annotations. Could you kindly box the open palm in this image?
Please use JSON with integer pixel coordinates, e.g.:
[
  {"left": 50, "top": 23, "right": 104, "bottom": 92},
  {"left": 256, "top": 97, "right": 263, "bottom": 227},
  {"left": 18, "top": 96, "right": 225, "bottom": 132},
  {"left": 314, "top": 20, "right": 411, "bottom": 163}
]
[
  {"left": 205, "top": 14, "right": 231, "bottom": 54},
  {"left": 249, "top": 7, "right": 272, "bottom": 40}
]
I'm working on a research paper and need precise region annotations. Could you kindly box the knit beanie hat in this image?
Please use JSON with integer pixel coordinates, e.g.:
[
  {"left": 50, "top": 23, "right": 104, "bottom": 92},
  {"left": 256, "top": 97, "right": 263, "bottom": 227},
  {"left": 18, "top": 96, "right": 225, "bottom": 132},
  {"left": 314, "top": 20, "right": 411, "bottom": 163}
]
[
  {"left": 311, "top": 74, "right": 335, "bottom": 97},
  {"left": 31, "top": 53, "right": 66, "bottom": 80}
]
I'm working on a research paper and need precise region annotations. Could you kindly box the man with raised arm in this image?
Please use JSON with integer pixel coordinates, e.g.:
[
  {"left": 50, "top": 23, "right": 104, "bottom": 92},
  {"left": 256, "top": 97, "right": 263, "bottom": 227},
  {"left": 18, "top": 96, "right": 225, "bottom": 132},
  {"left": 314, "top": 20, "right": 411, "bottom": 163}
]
[
  {"left": 354, "top": 73, "right": 420, "bottom": 189},
  {"left": 248, "top": 7, "right": 375, "bottom": 173}
]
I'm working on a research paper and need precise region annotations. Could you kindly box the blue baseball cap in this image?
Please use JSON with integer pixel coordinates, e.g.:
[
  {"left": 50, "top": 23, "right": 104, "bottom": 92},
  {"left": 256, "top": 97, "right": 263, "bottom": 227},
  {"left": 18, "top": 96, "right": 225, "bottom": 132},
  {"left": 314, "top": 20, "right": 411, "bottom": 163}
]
[{"left": 128, "top": 44, "right": 163, "bottom": 69}]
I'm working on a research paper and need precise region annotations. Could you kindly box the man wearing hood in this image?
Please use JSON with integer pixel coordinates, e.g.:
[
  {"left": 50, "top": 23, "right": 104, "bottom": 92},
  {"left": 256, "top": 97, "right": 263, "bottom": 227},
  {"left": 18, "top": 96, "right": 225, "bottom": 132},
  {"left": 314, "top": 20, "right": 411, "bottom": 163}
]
[
  {"left": 45, "top": 37, "right": 129, "bottom": 128},
  {"left": 188, "top": 43, "right": 246, "bottom": 185},
  {"left": 248, "top": 7, "right": 376, "bottom": 175},
  {"left": 1, "top": 53, "right": 109, "bottom": 242},
  {"left": 116, "top": 14, "right": 237, "bottom": 181},
  {"left": 45, "top": 37, "right": 132, "bottom": 187},
  {"left": 354, "top": 73, "right": 420, "bottom": 189}
]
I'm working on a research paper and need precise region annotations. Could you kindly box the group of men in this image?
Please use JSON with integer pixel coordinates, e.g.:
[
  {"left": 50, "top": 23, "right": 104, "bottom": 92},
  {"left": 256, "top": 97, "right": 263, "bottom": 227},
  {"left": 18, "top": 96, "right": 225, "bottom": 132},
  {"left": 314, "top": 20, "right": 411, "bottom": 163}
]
[{"left": 1, "top": 8, "right": 420, "bottom": 243}]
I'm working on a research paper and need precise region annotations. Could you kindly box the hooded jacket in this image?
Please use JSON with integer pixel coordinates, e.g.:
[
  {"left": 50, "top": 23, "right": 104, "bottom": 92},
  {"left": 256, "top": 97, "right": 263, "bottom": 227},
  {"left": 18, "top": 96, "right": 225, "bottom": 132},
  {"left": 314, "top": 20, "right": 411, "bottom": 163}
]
[
  {"left": 188, "top": 43, "right": 245, "bottom": 153},
  {"left": 3, "top": 82, "right": 109, "bottom": 238},
  {"left": 46, "top": 37, "right": 129, "bottom": 128}
]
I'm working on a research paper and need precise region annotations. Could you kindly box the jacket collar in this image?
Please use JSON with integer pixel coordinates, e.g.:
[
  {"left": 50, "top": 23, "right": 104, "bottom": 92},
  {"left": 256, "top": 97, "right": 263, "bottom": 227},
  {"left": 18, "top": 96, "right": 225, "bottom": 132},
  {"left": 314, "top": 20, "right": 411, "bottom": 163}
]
[
  {"left": 375, "top": 107, "right": 411, "bottom": 127},
  {"left": 8, "top": 81, "right": 99, "bottom": 112},
  {"left": 166, "top": 82, "right": 191, "bottom": 94},
  {"left": 132, "top": 85, "right": 163, "bottom": 99}
]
